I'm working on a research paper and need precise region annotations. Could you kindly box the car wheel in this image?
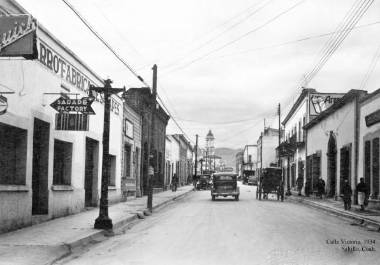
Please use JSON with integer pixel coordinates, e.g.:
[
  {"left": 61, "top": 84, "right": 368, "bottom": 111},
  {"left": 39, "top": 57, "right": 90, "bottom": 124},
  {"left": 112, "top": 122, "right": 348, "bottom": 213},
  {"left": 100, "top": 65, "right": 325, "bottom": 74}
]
[{"left": 235, "top": 195, "right": 239, "bottom": 201}]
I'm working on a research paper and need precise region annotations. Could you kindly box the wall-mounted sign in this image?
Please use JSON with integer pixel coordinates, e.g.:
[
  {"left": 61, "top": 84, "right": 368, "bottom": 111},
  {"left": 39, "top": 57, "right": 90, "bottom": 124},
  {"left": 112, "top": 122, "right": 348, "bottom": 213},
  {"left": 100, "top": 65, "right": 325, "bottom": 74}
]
[
  {"left": 0, "top": 15, "right": 37, "bottom": 59},
  {"left": 50, "top": 96, "right": 95, "bottom": 115},
  {"left": 0, "top": 95, "right": 8, "bottom": 115},
  {"left": 38, "top": 40, "right": 120, "bottom": 115},
  {"left": 124, "top": 119, "right": 134, "bottom": 138},
  {"left": 365, "top": 109, "right": 380, "bottom": 127},
  {"left": 55, "top": 113, "right": 89, "bottom": 131},
  {"left": 309, "top": 93, "right": 344, "bottom": 117}
]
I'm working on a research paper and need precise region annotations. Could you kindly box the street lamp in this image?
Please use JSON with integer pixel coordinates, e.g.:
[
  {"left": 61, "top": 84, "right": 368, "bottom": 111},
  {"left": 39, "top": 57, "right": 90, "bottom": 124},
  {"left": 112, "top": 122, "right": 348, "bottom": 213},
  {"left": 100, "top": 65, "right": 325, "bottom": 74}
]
[{"left": 90, "top": 79, "right": 125, "bottom": 230}]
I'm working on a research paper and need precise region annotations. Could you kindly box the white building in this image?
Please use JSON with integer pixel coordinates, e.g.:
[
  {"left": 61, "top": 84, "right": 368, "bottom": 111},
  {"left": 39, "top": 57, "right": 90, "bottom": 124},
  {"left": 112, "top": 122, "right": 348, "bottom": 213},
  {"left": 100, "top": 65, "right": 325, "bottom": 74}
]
[
  {"left": 279, "top": 88, "right": 344, "bottom": 194},
  {"left": 0, "top": 0, "right": 123, "bottom": 232},
  {"left": 304, "top": 90, "right": 366, "bottom": 197},
  {"left": 257, "top": 128, "right": 280, "bottom": 173}
]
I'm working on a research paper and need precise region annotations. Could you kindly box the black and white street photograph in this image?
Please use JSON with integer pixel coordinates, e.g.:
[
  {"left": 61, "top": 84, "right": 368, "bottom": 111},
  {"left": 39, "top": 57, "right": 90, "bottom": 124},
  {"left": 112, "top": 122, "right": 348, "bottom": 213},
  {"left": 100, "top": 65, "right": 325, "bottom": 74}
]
[{"left": 1, "top": 0, "right": 380, "bottom": 264}]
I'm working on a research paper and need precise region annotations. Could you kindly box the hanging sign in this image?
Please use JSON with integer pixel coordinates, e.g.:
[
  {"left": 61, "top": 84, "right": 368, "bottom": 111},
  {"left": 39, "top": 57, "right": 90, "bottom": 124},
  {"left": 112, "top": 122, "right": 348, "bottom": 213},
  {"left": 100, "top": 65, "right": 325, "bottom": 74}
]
[
  {"left": 0, "top": 95, "right": 8, "bottom": 115},
  {"left": 55, "top": 113, "right": 89, "bottom": 131},
  {"left": 50, "top": 96, "right": 95, "bottom": 115}
]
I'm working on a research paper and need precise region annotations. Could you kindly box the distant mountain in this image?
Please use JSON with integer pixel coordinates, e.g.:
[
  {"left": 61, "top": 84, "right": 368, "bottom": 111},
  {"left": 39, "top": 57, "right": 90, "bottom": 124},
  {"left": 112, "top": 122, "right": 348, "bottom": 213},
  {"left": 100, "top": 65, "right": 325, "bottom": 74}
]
[{"left": 215, "top": 147, "right": 242, "bottom": 171}]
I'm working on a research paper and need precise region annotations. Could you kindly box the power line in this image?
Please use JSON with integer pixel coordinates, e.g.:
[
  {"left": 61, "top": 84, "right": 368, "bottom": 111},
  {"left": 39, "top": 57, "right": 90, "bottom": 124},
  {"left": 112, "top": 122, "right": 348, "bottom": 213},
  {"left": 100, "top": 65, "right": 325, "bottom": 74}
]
[
  {"left": 61, "top": 0, "right": 147, "bottom": 85},
  {"left": 163, "top": 0, "right": 305, "bottom": 75},
  {"left": 62, "top": 0, "right": 194, "bottom": 144},
  {"left": 358, "top": 44, "right": 380, "bottom": 90},
  {"left": 202, "top": 21, "right": 380, "bottom": 61},
  {"left": 302, "top": 0, "right": 374, "bottom": 86},
  {"left": 162, "top": 0, "right": 273, "bottom": 70}
]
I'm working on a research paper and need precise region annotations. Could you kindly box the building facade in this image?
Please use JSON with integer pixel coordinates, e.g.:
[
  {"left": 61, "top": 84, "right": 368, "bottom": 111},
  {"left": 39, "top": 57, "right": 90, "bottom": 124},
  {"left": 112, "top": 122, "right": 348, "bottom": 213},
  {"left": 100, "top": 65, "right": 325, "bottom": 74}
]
[
  {"left": 279, "top": 88, "right": 344, "bottom": 194},
  {"left": 304, "top": 90, "right": 366, "bottom": 198},
  {"left": 358, "top": 89, "right": 380, "bottom": 209},
  {"left": 257, "top": 128, "right": 280, "bottom": 172},
  {"left": 0, "top": 0, "right": 123, "bottom": 232},
  {"left": 235, "top": 151, "right": 244, "bottom": 177},
  {"left": 121, "top": 103, "right": 142, "bottom": 199},
  {"left": 124, "top": 87, "right": 170, "bottom": 194}
]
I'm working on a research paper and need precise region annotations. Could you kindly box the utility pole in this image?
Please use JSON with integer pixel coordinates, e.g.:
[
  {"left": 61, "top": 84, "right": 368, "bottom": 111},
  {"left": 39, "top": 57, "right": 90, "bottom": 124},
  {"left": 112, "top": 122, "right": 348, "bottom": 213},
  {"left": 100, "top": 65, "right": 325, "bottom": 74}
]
[
  {"left": 278, "top": 103, "right": 281, "bottom": 167},
  {"left": 91, "top": 79, "right": 125, "bottom": 230},
  {"left": 195, "top": 135, "right": 198, "bottom": 178},
  {"left": 147, "top": 64, "right": 157, "bottom": 212}
]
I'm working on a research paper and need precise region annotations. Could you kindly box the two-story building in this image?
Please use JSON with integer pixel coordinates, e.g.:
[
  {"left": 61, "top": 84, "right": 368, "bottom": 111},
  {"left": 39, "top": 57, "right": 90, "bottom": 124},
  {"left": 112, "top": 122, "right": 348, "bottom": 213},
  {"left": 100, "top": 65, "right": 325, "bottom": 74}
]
[{"left": 278, "top": 88, "right": 344, "bottom": 195}]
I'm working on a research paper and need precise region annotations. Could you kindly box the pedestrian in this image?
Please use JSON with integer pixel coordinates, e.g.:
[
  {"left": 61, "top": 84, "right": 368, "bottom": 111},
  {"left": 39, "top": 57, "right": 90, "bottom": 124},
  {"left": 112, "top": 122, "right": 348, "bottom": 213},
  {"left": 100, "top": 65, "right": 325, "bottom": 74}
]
[
  {"left": 356, "top": 178, "right": 368, "bottom": 211},
  {"left": 296, "top": 177, "right": 303, "bottom": 196},
  {"left": 317, "top": 177, "right": 325, "bottom": 199},
  {"left": 172, "top": 173, "right": 178, "bottom": 192},
  {"left": 341, "top": 179, "right": 352, "bottom": 210},
  {"left": 193, "top": 174, "right": 198, "bottom": 190},
  {"left": 305, "top": 181, "right": 311, "bottom": 197}
]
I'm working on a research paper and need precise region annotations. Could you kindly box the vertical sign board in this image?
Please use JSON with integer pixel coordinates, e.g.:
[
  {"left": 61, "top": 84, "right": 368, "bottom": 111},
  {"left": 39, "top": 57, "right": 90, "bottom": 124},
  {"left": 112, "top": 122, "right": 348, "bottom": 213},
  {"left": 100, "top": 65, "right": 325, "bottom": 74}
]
[
  {"left": 0, "top": 15, "right": 38, "bottom": 59},
  {"left": 309, "top": 93, "right": 345, "bottom": 119},
  {"left": 124, "top": 119, "right": 134, "bottom": 138}
]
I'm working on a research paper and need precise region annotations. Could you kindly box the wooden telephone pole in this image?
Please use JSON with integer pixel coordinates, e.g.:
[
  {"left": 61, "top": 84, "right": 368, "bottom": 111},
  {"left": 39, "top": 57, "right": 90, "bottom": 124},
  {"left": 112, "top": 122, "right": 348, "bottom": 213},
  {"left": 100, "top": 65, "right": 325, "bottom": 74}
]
[
  {"left": 147, "top": 64, "right": 157, "bottom": 212},
  {"left": 91, "top": 79, "right": 125, "bottom": 230}
]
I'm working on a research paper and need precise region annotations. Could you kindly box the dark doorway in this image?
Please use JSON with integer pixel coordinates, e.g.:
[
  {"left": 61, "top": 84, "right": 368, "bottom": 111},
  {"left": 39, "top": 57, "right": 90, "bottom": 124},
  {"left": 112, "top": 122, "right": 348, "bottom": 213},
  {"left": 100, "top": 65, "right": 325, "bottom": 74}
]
[
  {"left": 340, "top": 145, "right": 351, "bottom": 195},
  {"left": 327, "top": 132, "right": 337, "bottom": 197},
  {"left": 32, "top": 118, "right": 50, "bottom": 215},
  {"left": 85, "top": 138, "right": 99, "bottom": 207}
]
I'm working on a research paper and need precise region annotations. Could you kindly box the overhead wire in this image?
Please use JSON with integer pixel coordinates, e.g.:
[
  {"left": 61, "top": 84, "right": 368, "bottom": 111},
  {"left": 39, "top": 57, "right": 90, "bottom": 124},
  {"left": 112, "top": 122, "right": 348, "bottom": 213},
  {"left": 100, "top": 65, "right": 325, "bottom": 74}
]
[
  {"left": 61, "top": 0, "right": 194, "bottom": 144},
  {"left": 302, "top": 0, "right": 374, "bottom": 86},
  {"left": 163, "top": 0, "right": 305, "bottom": 75},
  {"left": 358, "top": 44, "right": 380, "bottom": 90},
  {"left": 200, "top": 21, "right": 380, "bottom": 61},
  {"left": 162, "top": 0, "right": 273, "bottom": 70},
  {"left": 136, "top": 0, "right": 269, "bottom": 71}
]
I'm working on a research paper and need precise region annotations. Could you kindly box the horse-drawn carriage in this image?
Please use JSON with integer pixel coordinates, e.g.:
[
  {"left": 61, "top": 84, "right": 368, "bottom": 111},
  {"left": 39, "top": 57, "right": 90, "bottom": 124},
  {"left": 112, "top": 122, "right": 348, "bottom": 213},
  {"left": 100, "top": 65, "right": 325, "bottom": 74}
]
[{"left": 256, "top": 167, "right": 284, "bottom": 201}]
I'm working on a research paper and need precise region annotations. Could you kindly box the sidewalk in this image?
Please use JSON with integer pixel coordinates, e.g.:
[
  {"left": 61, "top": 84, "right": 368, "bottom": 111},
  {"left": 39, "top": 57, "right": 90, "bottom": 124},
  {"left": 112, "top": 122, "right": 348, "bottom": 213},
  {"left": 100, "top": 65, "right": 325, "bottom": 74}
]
[
  {"left": 0, "top": 186, "right": 194, "bottom": 265},
  {"left": 287, "top": 193, "right": 380, "bottom": 231}
]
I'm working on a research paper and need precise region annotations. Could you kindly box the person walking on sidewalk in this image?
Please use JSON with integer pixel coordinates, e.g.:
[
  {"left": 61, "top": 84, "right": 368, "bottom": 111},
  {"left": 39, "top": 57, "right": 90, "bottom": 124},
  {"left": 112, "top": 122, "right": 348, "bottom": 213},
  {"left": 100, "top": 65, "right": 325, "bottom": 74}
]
[
  {"left": 356, "top": 178, "right": 368, "bottom": 211},
  {"left": 296, "top": 177, "right": 303, "bottom": 196},
  {"left": 317, "top": 177, "right": 325, "bottom": 199},
  {"left": 171, "top": 173, "right": 178, "bottom": 192},
  {"left": 342, "top": 179, "right": 352, "bottom": 210}
]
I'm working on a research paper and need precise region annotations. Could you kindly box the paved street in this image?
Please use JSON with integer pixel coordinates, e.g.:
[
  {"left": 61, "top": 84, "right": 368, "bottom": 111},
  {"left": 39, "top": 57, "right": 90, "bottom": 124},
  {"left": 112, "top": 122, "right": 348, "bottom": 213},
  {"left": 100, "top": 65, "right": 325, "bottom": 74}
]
[{"left": 58, "top": 184, "right": 380, "bottom": 265}]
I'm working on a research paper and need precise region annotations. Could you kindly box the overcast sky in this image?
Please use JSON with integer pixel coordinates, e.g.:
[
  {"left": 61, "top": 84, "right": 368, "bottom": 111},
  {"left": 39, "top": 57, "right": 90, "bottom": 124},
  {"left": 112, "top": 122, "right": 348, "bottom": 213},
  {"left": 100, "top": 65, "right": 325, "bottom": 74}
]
[{"left": 16, "top": 0, "right": 380, "bottom": 148}]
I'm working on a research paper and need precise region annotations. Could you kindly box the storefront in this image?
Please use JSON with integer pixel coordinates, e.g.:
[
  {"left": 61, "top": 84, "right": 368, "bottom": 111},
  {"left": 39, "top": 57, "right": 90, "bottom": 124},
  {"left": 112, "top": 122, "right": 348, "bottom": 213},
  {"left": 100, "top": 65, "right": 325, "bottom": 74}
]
[
  {"left": 358, "top": 89, "right": 380, "bottom": 209},
  {"left": 121, "top": 104, "right": 142, "bottom": 199},
  {"left": 0, "top": 1, "right": 123, "bottom": 232},
  {"left": 304, "top": 90, "right": 366, "bottom": 198}
]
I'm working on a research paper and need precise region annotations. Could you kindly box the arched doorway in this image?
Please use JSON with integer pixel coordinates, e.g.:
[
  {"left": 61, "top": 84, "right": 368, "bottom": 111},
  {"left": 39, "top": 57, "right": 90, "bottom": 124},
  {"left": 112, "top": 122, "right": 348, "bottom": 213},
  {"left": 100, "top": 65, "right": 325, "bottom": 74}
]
[{"left": 327, "top": 131, "right": 337, "bottom": 197}]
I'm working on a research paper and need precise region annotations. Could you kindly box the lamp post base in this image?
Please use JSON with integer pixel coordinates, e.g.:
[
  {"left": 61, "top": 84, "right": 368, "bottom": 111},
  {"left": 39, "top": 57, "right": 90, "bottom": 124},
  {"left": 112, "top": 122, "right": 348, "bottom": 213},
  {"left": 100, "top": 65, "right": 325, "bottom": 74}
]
[{"left": 94, "top": 216, "right": 113, "bottom": 230}]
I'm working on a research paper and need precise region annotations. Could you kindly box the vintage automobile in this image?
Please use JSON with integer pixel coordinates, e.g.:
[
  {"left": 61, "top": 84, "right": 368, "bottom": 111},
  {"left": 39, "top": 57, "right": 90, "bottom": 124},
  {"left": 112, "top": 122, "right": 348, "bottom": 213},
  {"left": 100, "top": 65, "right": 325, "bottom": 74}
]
[
  {"left": 196, "top": 174, "right": 211, "bottom": 190},
  {"left": 248, "top": 175, "right": 258, "bottom": 186},
  {"left": 211, "top": 172, "right": 240, "bottom": 201},
  {"left": 256, "top": 167, "right": 284, "bottom": 201}
]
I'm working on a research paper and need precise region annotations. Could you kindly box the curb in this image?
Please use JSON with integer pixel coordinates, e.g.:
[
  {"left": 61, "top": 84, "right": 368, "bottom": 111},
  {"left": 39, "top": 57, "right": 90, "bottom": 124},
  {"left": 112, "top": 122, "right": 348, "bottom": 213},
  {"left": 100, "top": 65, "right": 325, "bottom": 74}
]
[
  {"left": 151, "top": 188, "right": 194, "bottom": 211},
  {"left": 287, "top": 196, "right": 380, "bottom": 231},
  {"left": 50, "top": 188, "right": 194, "bottom": 264}
]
